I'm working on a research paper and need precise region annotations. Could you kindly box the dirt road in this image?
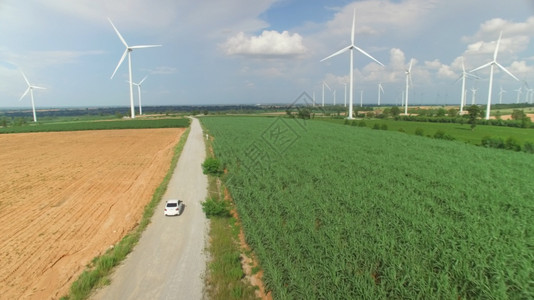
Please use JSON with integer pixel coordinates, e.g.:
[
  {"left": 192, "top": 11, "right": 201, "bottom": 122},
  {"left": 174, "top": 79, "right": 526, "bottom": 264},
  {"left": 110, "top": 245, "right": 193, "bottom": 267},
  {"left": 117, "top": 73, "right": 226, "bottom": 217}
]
[{"left": 91, "top": 118, "right": 209, "bottom": 300}]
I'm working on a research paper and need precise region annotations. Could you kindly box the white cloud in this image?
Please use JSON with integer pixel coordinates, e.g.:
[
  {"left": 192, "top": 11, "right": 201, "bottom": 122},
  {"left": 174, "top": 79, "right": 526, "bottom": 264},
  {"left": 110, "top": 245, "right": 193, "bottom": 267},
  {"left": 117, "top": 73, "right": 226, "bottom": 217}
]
[{"left": 222, "top": 30, "right": 308, "bottom": 58}]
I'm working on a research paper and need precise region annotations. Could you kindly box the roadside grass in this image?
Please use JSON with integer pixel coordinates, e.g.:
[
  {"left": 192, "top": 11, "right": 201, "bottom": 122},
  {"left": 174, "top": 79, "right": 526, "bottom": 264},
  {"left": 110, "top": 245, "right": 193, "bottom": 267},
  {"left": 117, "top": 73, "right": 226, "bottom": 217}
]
[
  {"left": 201, "top": 124, "right": 258, "bottom": 300},
  {"left": 324, "top": 118, "right": 534, "bottom": 146},
  {"left": 60, "top": 126, "right": 191, "bottom": 300}
]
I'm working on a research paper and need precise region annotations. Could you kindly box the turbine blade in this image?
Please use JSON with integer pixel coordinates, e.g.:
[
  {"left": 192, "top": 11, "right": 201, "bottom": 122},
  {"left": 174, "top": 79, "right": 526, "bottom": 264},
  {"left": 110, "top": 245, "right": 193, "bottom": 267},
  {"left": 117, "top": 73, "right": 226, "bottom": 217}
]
[
  {"left": 111, "top": 49, "right": 128, "bottom": 79},
  {"left": 495, "top": 62, "right": 519, "bottom": 81},
  {"left": 21, "top": 72, "right": 30, "bottom": 86},
  {"left": 32, "top": 86, "right": 46, "bottom": 90},
  {"left": 470, "top": 61, "right": 492, "bottom": 73},
  {"left": 461, "top": 56, "right": 465, "bottom": 72},
  {"left": 108, "top": 18, "right": 128, "bottom": 47},
  {"left": 379, "top": 84, "right": 384, "bottom": 93},
  {"left": 494, "top": 31, "right": 503, "bottom": 61},
  {"left": 130, "top": 44, "right": 162, "bottom": 49},
  {"left": 139, "top": 75, "right": 148, "bottom": 85},
  {"left": 324, "top": 81, "right": 331, "bottom": 91},
  {"left": 19, "top": 88, "right": 30, "bottom": 101},
  {"left": 351, "top": 9, "right": 356, "bottom": 45},
  {"left": 408, "top": 58, "right": 413, "bottom": 72},
  {"left": 353, "top": 45, "right": 384, "bottom": 66},
  {"left": 320, "top": 45, "right": 351, "bottom": 62}
]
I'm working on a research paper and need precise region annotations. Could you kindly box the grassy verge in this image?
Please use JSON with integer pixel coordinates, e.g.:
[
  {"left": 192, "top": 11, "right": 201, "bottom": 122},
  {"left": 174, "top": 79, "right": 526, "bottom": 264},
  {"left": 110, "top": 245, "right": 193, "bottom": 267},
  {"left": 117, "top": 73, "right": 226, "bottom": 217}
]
[
  {"left": 60, "top": 126, "right": 191, "bottom": 300},
  {"left": 201, "top": 124, "right": 258, "bottom": 300}
]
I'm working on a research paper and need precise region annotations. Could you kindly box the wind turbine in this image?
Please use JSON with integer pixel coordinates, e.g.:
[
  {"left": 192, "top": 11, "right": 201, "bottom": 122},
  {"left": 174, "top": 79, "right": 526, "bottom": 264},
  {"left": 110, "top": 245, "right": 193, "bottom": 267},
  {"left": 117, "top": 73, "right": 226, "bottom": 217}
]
[
  {"left": 109, "top": 18, "right": 161, "bottom": 119},
  {"left": 471, "top": 87, "right": 478, "bottom": 105},
  {"left": 404, "top": 59, "right": 413, "bottom": 115},
  {"left": 333, "top": 89, "right": 337, "bottom": 105},
  {"left": 360, "top": 90, "right": 364, "bottom": 107},
  {"left": 377, "top": 83, "right": 384, "bottom": 106},
  {"left": 19, "top": 72, "right": 46, "bottom": 122},
  {"left": 455, "top": 57, "right": 479, "bottom": 114},
  {"left": 131, "top": 75, "right": 148, "bottom": 115},
  {"left": 498, "top": 86, "right": 506, "bottom": 104},
  {"left": 514, "top": 87, "right": 522, "bottom": 103},
  {"left": 321, "top": 9, "right": 383, "bottom": 119},
  {"left": 322, "top": 81, "right": 331, "bottom": 107},
  {"left": 471, "top": 31, "right": 519, "bottom": 120}
]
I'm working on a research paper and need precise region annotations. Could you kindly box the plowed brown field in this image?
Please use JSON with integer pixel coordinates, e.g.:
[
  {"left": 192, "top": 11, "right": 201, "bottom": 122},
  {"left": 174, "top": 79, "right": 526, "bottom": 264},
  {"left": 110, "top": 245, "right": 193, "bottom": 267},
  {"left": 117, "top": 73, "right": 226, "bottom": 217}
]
[{"left": 0, "top": 128, "right": 185, "bottom": 300}]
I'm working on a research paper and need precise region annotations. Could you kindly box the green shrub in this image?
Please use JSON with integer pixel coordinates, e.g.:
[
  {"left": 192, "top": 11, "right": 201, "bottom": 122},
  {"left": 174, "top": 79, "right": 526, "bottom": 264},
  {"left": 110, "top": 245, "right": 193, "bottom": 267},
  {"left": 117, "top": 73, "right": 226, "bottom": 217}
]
[
  {"left": 523, "top": 142, "right": 534, "bottom": 154},
  {"left": 380, "top": 124, "right": 388, "bottom": 130},
  {"left": 415, "top": 128, "right": 424, "bottom": 136},
  {"left": 202, "top": 198, "right": 231, "bottom": 218},
  {"left": 202, "top": 157, "right": 223, "bottom": 176},
  {"left": 372, "top": 123, "right": 380, "bottom": 130},
  {"left": 398, "top": 128, "right": 405, "bottom": 133},
  {"left": 481, "top": 136, "right": 504, "bottom": 149},
  {"left": 357, "top": 120, "right": 366, "bottom": 127},
  {"left": 505, "top": 137, "right": 521, "bottom": 151}
]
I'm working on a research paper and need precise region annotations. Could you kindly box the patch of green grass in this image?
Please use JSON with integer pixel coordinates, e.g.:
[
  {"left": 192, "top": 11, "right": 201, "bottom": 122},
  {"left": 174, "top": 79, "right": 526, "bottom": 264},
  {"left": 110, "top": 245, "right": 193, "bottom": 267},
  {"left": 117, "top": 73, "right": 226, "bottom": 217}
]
[
  {"left": 0, "top": 118, "right": 190, "bottom": 134},
  {"left": 60, "top": 126, "right": 190, "bottom": 300}
]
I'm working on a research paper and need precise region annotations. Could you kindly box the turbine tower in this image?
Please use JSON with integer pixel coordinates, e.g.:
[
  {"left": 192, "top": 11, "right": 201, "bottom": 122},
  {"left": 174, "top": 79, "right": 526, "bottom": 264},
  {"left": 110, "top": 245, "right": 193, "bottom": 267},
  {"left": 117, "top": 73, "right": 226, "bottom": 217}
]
[
  {"left": 321, "top": 9, "right": 383, "bottom": 119},
  {"left": 19, "top": 72, "right": 46, "bottom": 122},
  {"left": 471, "top": 31, "right": 519, "bottom": 120},
  {"left": 343, "top": 83, "right": 347, "bottom": 107},
  {"left": 514, "top": 87, "right": 522, "bottom": 103},
  {"left": 377, "top": 83, "right": 384, "bottom": 106},
  {"left": 109, "top": 18, "right": 161, "bottom": 119},
  {"left": 322, "top": 81, "right": 331, "bottom": 107},
  {"left": 404, "top": 59, "right": 413, "bottom": 115}
]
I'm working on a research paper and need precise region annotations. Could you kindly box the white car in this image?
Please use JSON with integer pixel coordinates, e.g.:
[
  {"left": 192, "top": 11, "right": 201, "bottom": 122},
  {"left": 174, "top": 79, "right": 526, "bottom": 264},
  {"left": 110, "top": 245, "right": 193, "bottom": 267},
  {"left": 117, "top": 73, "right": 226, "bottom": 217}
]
[{"left": 164, "top": 199, "right": 183, "bottom": 216}]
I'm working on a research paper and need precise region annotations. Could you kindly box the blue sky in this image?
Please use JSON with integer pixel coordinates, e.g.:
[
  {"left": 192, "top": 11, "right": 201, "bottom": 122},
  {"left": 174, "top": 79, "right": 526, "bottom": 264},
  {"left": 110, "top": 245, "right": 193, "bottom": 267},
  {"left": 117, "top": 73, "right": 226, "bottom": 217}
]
[{"left": 1, "top": 0, "right": 533, "bottom": 108}]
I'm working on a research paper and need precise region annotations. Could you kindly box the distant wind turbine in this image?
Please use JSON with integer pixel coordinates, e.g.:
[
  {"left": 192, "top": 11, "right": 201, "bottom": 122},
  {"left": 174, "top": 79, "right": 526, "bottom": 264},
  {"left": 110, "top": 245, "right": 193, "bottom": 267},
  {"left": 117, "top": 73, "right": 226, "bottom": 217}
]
[
  {"left": 377, "top": 83, "right": 384, "bottom": 106},
  {"left": 514, "top": 87, "right": 522, "bottom": 103},
  {"left": 109, "top": 18, "right": 161, "bottom": 119},
  {"left": 333, "top": 89, "right": 337, "bottom": 105},
  {"left": 343, "top": 83, "right": 347, "bottom": 107},
  {"left": 471, "top": 31, "right": 519, "bottom": 120},
  {"left": 455, "top": 57, "right": 479, "bottom": 114},
  {"left": 360, "top": 90, "right": 363, "bottom": 107},
  {"left": 322, "top": 81, "right": 331, "bottom": 107},
  {"left": 404, "top": 59, "right": 413, "bottom": 115},
  {"left": 471, "top": 87, "right": 478, "bottom": 105},
  {"left": 19, "top": 72, "right": 46, "bottom": 122},
  {"left": 498, "top": 86, "right": 506, "bottom": 104},
  {"left": 321, "top": 9, "right": 383, "bottom": 119},
  {"left": 132, "top": 75, "right": 148, "bottom": 115}
]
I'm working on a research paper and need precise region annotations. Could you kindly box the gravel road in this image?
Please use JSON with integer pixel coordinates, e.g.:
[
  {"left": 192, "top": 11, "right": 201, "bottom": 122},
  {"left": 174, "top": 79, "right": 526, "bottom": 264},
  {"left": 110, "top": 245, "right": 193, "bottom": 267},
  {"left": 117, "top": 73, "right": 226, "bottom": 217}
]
[{"left": 91, "top": 118, "right": 209, "bottom": 300}]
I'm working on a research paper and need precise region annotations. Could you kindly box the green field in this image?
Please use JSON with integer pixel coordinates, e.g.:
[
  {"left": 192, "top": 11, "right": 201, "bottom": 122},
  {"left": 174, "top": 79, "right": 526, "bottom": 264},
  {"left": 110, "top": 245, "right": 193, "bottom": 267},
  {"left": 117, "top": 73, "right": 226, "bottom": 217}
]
[
  {"left": 201, "top": 116, "right": 534, "bottom": 299},
  {"left": 324, "top": 118, "right": 534, "bottom": 146},
  {"left": 0, "top": 118, "right": 190, "bottom": 134}
]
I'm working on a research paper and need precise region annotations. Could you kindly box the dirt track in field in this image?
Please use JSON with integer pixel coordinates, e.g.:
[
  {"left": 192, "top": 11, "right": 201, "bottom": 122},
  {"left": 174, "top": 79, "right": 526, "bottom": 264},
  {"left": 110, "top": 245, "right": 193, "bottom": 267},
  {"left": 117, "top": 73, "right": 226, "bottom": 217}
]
[{"left": 0, "top": 128, "right": 184, "bottom": 300}]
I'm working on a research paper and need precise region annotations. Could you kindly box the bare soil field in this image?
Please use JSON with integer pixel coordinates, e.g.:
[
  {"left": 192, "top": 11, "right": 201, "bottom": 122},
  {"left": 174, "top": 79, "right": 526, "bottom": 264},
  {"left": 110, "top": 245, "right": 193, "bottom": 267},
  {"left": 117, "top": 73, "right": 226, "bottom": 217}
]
[{"left": 0, "top": 128, "right": 184, "bottom": 300}]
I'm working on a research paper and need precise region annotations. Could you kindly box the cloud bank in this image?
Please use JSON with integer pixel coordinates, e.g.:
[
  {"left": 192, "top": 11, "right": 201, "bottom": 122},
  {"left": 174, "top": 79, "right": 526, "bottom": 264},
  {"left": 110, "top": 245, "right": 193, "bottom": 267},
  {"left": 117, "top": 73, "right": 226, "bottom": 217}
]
[{"left": 222, "top": 30, "right": 308, "bottom": 58}]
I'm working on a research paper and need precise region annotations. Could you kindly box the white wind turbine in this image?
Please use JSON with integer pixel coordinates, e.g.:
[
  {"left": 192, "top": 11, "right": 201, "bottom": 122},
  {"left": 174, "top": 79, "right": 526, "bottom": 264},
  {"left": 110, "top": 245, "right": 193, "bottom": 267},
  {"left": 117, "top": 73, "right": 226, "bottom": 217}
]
[
  {"left": 321, "top": 9, "right": 383, "bottom": 119},
  {"left": 322, "top": 81, "right": 331, "bottom": 107},
  {"left": 455, "top": 57, "right": 479, "bottom": 114},
  {"left": 470, "top": 87, "right": 478, "bottom": 105},
  {"left": 109, "top": 18, "right": 161, "bottom": 119},
  {"left": 498, "top": 86, "right": 506, "bottom": 104},
  {"left": 404, "top": 59, "right": 413, "bottom": 115},
  {"left": 19, "top": 72, "right": 46, "bottom": 122},
  {"left": 377, "top": 83, "right": 384, "bottom": 106},
  {"left": 360, "top": 90, "right": 363, "bottom": 107},
  {"left": 132, "top": 75, "right": 148, "bottom": 115},
  {"left": 471, "top": 31, "right": 519, "bottom": 120},
  {"left": 333, "top": 89, "right": 337, "bottom": 105},
  {"left": 514, "top": 86, "right": 522, "bottom": 103},
  {"left": 343, "top": 83, "right": 347, "bottom": 107}
]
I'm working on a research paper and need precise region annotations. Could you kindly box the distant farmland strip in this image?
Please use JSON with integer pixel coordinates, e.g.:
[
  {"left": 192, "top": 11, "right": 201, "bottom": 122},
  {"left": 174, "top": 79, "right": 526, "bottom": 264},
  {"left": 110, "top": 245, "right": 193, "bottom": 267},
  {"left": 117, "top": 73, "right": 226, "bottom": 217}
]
[
  {"left": 0, "top": 118, "right": 190, "bottom": 134},
  {"left": 201, "top": 116, "right": 534, "bottom": 299}
]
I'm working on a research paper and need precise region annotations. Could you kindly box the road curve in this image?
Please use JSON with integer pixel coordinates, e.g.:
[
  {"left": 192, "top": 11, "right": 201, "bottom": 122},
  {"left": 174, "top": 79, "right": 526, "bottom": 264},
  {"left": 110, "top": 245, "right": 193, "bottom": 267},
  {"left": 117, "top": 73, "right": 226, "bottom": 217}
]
[{"left": 91, "top": 118, "right": 209, "bottom": 300}]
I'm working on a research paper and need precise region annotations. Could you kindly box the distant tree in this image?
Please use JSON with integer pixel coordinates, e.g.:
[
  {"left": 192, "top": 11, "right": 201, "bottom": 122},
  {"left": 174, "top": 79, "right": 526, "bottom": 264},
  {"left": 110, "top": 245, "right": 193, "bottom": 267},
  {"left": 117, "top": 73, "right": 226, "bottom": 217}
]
[
  {"left": 448, "top": 108, "right": 458, "bottom": 117},
  {"left": 436, "top": 108, "right": 446, "bottom": 117},
  {"left": 366, "top": 111, "right": 375, "bottom": 118},
  {"left": 297, "top": 108, "right": 311, "bottom": 119},
  {"left": 511, "top": 109, "right": 526, "bottom": 120},
  {"left": 202, "top": 109, "right": 209, "bottom": 115},
  {"left": 390, "top": 106, "right": 400, "bottom": 117},
  {"left": 382, "top": 108, "right": 391, "bottom": 118},
  {"left": 0, "top": 117, "right": 8, "bottom": 127},
  {"left": 467, "top": 105, "right": 481, "bottom": 130}
]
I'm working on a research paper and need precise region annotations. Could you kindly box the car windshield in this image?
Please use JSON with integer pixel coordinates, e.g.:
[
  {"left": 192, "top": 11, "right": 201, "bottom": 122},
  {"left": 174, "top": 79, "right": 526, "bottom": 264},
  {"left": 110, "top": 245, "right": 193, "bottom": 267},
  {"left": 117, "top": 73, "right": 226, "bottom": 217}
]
[{"left": 166, "top": 203, "right": 178, "bottom": 207}]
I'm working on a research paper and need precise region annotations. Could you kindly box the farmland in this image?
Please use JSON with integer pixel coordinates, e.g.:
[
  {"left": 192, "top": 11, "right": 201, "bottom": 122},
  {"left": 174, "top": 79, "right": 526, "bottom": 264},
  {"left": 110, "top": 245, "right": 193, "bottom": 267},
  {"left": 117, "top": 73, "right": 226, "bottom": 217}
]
[
  {"left": 201, "top": 116, "right": 534, "bottom": 299},
  {"left": 0, "top": 128, "right": 185, "bottom": 299}
]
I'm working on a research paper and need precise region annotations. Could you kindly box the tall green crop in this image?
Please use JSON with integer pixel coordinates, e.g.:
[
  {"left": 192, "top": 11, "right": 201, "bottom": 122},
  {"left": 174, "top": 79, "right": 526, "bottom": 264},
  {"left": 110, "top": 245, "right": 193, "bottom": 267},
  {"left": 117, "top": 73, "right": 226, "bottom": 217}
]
[{"left": 201, "top": 116, "right": 534, "bottom": 299}]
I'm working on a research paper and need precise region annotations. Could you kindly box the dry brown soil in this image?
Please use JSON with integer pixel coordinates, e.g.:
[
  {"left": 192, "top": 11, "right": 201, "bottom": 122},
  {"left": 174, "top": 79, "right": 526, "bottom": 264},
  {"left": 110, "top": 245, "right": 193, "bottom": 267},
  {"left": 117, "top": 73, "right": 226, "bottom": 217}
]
[{"left": 0, "top": 128, "right": 184, "bottom": 300}]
